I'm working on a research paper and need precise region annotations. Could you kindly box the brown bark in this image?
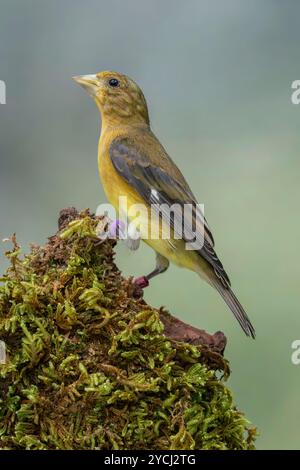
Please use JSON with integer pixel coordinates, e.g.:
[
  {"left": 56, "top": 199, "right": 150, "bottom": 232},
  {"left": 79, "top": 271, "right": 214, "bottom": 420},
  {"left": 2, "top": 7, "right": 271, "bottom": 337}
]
[{"left": 159, "top": 309, "right": 226, "bottom": 354}]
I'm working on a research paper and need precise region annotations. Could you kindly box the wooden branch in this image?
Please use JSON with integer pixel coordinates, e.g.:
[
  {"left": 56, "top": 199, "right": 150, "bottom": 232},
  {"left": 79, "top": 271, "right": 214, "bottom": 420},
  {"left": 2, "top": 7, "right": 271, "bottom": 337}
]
[{"left": 159, "top": 309, "right": 226, "bottom": 354}]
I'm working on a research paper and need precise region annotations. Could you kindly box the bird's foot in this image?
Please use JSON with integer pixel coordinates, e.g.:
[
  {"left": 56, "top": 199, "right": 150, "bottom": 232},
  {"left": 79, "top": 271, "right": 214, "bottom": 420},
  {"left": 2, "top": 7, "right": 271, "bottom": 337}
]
[
  {"left": 132, "top": 276, "right": 149, "bottom": 298},
  {"left": 107, "top": 219, "right": 126, "bottom": 239},
  {"left": 134, "top": 276, "right": 149, "bottom": 289},
  {"left": 95, "top": 218, "right": 126, "bottom": 241},
  {"left": 95, "top": 217, "right": 141, "bottom": 250}
]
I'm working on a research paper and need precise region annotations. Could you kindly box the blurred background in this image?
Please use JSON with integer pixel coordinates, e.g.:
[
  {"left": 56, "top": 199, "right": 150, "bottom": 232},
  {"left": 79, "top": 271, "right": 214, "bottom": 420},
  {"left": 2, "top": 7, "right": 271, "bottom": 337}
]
[{"left": 1, "top": 0, "right": 300, "bottom": 449}]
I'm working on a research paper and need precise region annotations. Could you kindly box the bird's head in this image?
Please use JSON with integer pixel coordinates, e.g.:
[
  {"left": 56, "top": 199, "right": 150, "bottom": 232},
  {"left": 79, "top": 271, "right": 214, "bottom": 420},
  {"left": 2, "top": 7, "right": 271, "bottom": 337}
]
[{"left": 73, "top": 71, "right": 150, "bottom": 128}]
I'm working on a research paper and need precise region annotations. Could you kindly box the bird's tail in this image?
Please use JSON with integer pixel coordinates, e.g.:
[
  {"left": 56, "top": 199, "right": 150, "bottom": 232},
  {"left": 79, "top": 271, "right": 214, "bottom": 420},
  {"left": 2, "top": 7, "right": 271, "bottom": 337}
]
[{"left": 211, "top": 280, "right": 255, "bottom": 338}]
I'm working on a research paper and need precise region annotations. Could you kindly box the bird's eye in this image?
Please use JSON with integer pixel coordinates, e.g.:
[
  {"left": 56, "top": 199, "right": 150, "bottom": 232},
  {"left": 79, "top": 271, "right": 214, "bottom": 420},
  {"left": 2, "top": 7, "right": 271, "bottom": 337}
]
[{"left": 108, "top": 78, "right": 120, "bottom": 88}]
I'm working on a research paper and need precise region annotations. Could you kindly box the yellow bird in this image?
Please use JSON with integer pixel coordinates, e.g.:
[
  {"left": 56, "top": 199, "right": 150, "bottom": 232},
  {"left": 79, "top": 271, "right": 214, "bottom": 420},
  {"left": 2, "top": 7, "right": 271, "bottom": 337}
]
[{"left": 73, "top": 71, "right": 255, "bottom": 338}]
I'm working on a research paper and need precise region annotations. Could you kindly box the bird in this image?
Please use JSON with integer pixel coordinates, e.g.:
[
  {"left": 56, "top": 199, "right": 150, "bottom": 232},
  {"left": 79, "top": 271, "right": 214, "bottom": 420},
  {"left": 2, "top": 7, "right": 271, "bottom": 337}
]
[{"left": 73, "top": 71, "right": 255, "bottom": 338}]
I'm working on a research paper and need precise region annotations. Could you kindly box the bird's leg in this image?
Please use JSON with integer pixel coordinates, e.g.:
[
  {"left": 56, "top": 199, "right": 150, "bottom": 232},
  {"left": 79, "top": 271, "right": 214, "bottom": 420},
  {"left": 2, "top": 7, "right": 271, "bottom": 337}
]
[
  {"left": 95, "top": 217, "right": 141, "bottom": 250},
  {"left": 134, "top": 253, "right": 170, "bottom": 289}
]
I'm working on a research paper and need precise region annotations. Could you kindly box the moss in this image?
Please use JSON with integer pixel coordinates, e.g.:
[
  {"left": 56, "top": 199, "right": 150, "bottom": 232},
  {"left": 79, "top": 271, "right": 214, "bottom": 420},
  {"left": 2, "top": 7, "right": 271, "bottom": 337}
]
[{"left": 0, "top": 209, "right": 256, "bottom": 450}]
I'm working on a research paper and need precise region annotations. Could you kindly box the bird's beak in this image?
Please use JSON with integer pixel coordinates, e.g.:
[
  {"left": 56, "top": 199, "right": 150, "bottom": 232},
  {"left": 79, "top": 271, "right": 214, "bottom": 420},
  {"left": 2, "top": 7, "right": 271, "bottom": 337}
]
[{"left": 73, "top": 74, "right": 99, "bottom": 97}]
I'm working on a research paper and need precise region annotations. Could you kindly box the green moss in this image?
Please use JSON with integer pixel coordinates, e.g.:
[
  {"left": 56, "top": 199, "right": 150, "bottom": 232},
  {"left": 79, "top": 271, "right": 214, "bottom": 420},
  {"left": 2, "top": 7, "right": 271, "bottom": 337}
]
[{"left": 0, "top": 210, "right": 256, "bottom": 450}]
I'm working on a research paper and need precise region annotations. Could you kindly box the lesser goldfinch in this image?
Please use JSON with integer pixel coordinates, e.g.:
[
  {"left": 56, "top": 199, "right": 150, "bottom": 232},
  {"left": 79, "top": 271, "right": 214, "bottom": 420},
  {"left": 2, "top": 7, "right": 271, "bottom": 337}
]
[{"left": 73, "top": 71, "right": 255, "bottom": 338}]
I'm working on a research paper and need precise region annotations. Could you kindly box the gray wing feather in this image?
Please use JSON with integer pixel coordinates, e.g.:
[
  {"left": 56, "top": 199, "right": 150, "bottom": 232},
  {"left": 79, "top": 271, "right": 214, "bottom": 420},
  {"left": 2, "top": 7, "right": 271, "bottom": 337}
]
[{"left": 110, "top": 137, "right": 230, "bottom": 287}]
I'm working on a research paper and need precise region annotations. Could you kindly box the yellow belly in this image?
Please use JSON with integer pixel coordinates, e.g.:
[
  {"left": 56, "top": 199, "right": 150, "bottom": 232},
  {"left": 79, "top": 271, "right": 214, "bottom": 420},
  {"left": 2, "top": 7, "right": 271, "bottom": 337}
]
[{"left": 98, "top": 148, "right": 200, "bottom": 272}]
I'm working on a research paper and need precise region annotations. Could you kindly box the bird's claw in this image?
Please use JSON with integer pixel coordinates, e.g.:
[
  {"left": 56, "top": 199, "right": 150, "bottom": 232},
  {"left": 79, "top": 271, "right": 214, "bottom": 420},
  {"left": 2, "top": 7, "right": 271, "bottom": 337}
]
[
  {"left": 95, "top": 217, "right": 141, "bottom": 250},
  {"left": 108, "top": 219, "right": 126, "bottom": 238},
  {"left": 96, "top": 218, "right": 126, "bottom": 240},
  {"left": 134, "top": 276, "right": 149, "bottom": 289}
]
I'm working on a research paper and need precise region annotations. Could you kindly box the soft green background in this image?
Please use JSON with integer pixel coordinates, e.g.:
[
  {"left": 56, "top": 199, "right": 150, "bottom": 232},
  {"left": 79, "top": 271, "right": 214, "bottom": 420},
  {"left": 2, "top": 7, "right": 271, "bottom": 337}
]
[{"left": 1, "top": 0, "right": 300, "bottom": 449}]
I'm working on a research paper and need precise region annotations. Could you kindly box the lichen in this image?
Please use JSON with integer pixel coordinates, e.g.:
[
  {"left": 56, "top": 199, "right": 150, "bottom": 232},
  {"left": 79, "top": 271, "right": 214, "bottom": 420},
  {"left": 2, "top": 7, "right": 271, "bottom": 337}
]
[{"left": 0, "top": 209, "right": 256, "bottom": 450}]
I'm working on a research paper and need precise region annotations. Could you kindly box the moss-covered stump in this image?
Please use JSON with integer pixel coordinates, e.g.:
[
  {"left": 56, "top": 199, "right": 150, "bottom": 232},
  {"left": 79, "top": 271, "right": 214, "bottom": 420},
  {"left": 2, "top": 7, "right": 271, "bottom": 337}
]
[{"left": 0, "top": 209, "right": 256, "bottom": 450}]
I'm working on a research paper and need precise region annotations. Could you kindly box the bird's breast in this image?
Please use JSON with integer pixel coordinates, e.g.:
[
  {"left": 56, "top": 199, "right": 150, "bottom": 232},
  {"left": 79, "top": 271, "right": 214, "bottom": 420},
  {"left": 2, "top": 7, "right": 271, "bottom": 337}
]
[{"left": 98, "top": 132, "right": 142, "bottom": 211}]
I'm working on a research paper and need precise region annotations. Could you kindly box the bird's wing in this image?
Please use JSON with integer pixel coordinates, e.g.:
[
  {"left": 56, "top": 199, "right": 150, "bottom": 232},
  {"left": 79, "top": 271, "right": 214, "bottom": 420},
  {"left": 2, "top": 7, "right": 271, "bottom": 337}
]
[{"left": 109, "top": 137, "right": 230, "bottom": 287}]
